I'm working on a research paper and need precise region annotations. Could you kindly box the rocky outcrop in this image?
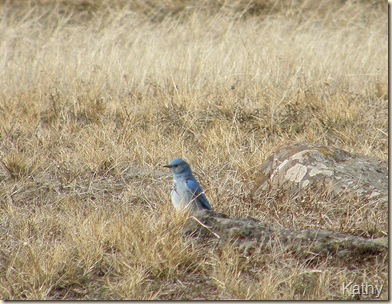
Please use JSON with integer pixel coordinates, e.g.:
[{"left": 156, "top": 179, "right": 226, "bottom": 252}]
[
  {"left": 183, "top": 143, "right": 388, "bottom": 260},
  {"left": 184, "top": 210, "right": 388, "bottom": 259},
  {"left": 251, "top": 142, "right": 387, "bottom": 203}
]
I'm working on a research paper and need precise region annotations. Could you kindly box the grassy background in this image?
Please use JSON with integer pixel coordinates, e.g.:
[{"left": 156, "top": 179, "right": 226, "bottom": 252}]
[{"left": 0, "top": 0, "right": 388, "bottom": 300}]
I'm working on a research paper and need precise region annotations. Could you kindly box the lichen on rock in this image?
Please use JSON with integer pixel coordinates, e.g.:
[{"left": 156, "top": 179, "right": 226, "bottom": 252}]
[{"left": 251, "top": 142, "right": 387, "bottom": 202}]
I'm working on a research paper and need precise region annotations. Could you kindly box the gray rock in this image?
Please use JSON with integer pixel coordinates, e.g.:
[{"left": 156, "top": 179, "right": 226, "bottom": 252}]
[
  {"left": 251, "top": 142, "right": 387, "bottom": 202},
  {"left": 184, "top": 210, "right": 387, "bottom": 259}
]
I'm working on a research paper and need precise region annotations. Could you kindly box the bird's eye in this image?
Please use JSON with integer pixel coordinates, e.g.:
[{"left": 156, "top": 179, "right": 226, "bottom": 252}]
[{"left": 174, "top": 165, "right": 179, "bottom": 167}]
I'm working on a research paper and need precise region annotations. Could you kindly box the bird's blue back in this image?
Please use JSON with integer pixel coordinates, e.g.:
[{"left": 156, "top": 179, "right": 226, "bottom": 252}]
[{"left": 184, "top": 178, "right": 211, "bottom": 210}]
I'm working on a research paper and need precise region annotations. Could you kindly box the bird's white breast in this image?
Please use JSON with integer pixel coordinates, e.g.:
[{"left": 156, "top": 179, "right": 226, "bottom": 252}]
[{"left": 171, "top": 180, "right": 193, "bottom": 211}]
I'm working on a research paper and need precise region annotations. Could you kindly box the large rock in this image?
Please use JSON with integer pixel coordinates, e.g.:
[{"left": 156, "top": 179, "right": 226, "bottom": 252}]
[
  {"left": 184, "top": 210, "right": 387, "bottom": 259},
  {"left": 251, "top": 142, "right": 387, "bottom": 202}
]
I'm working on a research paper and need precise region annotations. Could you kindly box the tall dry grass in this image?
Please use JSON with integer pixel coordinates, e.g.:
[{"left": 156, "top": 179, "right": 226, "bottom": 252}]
[{"left": 0, "top": 0, "right": 388, "bottom": 300}]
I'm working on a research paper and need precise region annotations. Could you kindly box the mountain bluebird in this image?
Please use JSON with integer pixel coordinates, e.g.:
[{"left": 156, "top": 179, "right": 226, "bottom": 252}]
[{"left": 164, "top": 158, "right": 212, "bottom": 213}]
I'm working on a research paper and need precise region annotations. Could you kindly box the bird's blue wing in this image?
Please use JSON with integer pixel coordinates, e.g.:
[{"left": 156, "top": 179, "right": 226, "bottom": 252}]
[{"left": 185, "top": 179, "right": 211, "bottom": 210}]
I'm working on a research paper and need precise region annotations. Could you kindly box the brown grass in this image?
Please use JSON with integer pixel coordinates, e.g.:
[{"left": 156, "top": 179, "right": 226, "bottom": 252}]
[{"left": 0, "top": 0, "right": 388, "bottom": 300}]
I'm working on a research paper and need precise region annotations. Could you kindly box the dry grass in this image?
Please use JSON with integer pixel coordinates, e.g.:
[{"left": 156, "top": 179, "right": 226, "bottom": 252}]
[{"left": 0, "top": 0, "right": 388, "bottom": 300}]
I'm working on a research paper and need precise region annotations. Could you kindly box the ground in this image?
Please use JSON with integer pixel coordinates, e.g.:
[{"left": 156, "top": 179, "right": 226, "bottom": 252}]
[{"left": 0, "top": 0, "right": 388, "bottom": 300}]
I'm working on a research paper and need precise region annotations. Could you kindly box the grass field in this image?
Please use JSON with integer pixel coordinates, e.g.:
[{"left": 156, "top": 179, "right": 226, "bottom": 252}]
[{"left": 0, "top": 0, "right": 388, "bottom": 300}]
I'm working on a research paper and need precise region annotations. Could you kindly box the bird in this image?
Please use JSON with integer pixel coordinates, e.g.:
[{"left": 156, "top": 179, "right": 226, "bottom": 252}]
[{"left": 163, "top": 158, "right": 211, "bottom": 213}]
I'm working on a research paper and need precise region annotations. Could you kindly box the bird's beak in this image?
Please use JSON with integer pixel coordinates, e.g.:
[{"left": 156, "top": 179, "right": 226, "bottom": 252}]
[{"left": 163, "top": 165, "right": 170, "bottom": 168}]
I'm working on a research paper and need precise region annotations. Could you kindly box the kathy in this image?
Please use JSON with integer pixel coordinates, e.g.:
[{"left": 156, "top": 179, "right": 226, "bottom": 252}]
[{"left": 342, "top": 282, "right": 383, "bottom": 298}]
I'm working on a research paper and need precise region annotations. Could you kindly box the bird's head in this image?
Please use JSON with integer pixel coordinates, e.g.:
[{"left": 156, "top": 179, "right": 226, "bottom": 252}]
[{"left": 163, "top": 158, "right": 191, "bottom": 175}]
